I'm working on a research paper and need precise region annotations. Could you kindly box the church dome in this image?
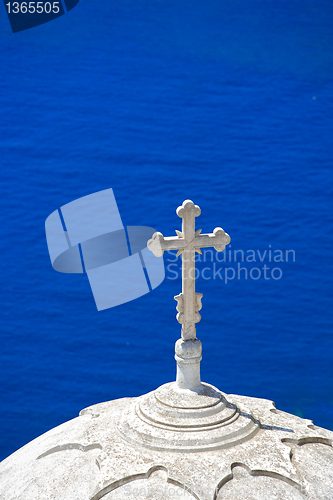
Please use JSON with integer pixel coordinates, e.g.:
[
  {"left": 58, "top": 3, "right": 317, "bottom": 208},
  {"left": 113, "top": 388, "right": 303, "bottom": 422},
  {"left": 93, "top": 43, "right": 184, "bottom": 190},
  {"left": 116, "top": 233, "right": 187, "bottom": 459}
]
[{"left": 0, "top": 384, "right": 333, "bottom": 499}]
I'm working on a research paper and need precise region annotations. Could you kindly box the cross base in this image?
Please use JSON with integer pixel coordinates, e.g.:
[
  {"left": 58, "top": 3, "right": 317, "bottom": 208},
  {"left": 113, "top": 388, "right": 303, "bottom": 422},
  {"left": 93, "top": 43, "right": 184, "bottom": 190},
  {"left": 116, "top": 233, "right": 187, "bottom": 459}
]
[{"left": 175, "top": 338, "right": 202, "bottom": 390}]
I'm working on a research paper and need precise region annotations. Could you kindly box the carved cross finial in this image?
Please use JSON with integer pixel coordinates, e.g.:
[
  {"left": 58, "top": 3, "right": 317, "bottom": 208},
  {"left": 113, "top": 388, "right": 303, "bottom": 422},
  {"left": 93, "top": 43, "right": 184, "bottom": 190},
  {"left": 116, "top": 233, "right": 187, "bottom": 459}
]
[
  {"left": 148, "top": 200, "right": 230, "bottom": 341},
  {"left": 148, "top": 200, "right": 230, "bottom": 390}
]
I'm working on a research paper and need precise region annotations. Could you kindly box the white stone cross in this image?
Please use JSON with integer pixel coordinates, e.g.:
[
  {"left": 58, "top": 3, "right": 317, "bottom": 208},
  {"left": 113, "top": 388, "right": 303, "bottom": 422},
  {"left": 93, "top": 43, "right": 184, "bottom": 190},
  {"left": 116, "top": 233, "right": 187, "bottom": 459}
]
[
  {"left": 148, "top": 200, "right": 230, "bottom": 340},
  {"left": 148, "top": 200, "right": 230, "bottom": 390}
]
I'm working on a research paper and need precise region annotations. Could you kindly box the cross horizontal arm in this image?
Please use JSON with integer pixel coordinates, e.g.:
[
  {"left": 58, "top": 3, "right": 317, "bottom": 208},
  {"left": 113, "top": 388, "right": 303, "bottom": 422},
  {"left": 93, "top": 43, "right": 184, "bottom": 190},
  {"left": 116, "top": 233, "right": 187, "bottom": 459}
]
[
  {"left": 148, "top": 232, "right": 185, "bottom": 256},
  {"left": 194, "top": 228, "right": 230, "bottom": 252},
  {"left": 159, "top": 236, "right": 187, "bottom": 252},
  {"left": 148, "top": 227, "right": 230, "bottom": 257}
]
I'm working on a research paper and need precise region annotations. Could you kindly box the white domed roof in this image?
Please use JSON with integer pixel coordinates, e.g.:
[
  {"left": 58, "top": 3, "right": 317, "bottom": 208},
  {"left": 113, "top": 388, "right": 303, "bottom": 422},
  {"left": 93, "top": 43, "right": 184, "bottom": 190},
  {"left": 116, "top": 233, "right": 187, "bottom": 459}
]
[{"left": 0, "top": 385, "right": 332, "bottom": 500}]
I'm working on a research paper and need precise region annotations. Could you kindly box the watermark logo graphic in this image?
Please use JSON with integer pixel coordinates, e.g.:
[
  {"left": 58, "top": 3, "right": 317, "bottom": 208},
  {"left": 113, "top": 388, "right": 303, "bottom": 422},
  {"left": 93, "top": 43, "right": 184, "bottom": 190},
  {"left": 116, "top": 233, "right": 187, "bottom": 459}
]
[
  {"left": 45, "top": 188, "right": 165, "bottom": 311},
  {"left": 3, "top": 0, "right": 80, "bottom": 33}
]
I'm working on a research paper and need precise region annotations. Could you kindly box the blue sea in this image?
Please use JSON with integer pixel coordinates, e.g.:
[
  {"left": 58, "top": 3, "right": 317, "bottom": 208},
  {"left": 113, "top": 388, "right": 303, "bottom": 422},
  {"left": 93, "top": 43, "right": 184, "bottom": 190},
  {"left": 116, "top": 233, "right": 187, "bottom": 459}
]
[{"left": 0, "top": 0, "right": 332, "bottom": 462}]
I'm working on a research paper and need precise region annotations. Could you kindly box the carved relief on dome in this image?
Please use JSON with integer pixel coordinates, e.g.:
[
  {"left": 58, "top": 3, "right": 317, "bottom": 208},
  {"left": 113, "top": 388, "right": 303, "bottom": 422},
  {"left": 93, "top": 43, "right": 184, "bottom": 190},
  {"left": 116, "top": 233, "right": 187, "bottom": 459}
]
[
  {"left": 283, "top": 436, "right": 333, "bottom": 499},
  {"left": 91, "top": 466, "right": 199, "bottom": 500},
  {"left": 215, "top": 463, "right": 304, "bottom": 500}
]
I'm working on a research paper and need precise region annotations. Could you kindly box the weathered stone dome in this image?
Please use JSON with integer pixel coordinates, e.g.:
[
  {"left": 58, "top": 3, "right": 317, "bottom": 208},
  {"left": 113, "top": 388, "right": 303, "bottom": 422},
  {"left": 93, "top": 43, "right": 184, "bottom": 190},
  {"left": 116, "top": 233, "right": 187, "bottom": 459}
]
[{"left": 0, "top": 383, "right": 333, "bottom": 499}]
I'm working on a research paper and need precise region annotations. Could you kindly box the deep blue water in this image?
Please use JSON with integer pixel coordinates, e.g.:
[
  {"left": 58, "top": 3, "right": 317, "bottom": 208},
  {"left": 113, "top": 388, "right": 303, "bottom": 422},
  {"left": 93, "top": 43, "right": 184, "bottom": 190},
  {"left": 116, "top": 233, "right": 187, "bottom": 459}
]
[{"left": 0, "top": 0, "right": 333, "bottom": 462}]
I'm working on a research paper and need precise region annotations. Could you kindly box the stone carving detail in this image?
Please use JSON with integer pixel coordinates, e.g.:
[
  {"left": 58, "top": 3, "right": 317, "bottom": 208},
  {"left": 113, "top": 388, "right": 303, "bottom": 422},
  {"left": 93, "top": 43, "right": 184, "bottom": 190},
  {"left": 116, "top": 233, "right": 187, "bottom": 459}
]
[
  {"left": 216, "top": 464, "right": 304, "bottom": 500},
  {"left": 37, "top": 442, "right": 102, "bottom": 460},
  {"left": 195, "top": 292, "right": 203, "bottom": 312},
  {"left": 116, "top": 382, "right": 260, "bottom": 453},
  {"left": 175, "top": 292, "right": 184, "bottom": 325},
  {"left": 282, "top": 438, "right": 333, "bottom": 499},
  {"left": 91, "top": 466, "right": 199, "bottom": 500},
  {"left": 175, "top": 292, "right": 203, "bottom": 324},
  {"left": 194, "top": 292, "right": 203, "bottom": 323}
]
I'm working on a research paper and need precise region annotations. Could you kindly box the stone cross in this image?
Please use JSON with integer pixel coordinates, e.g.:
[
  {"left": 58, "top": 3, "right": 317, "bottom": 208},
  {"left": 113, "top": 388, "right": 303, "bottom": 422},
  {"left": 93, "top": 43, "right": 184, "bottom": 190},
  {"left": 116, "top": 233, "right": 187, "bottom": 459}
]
[{"left": 148, "top": 200, "right": 230, "bottom": 390}]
